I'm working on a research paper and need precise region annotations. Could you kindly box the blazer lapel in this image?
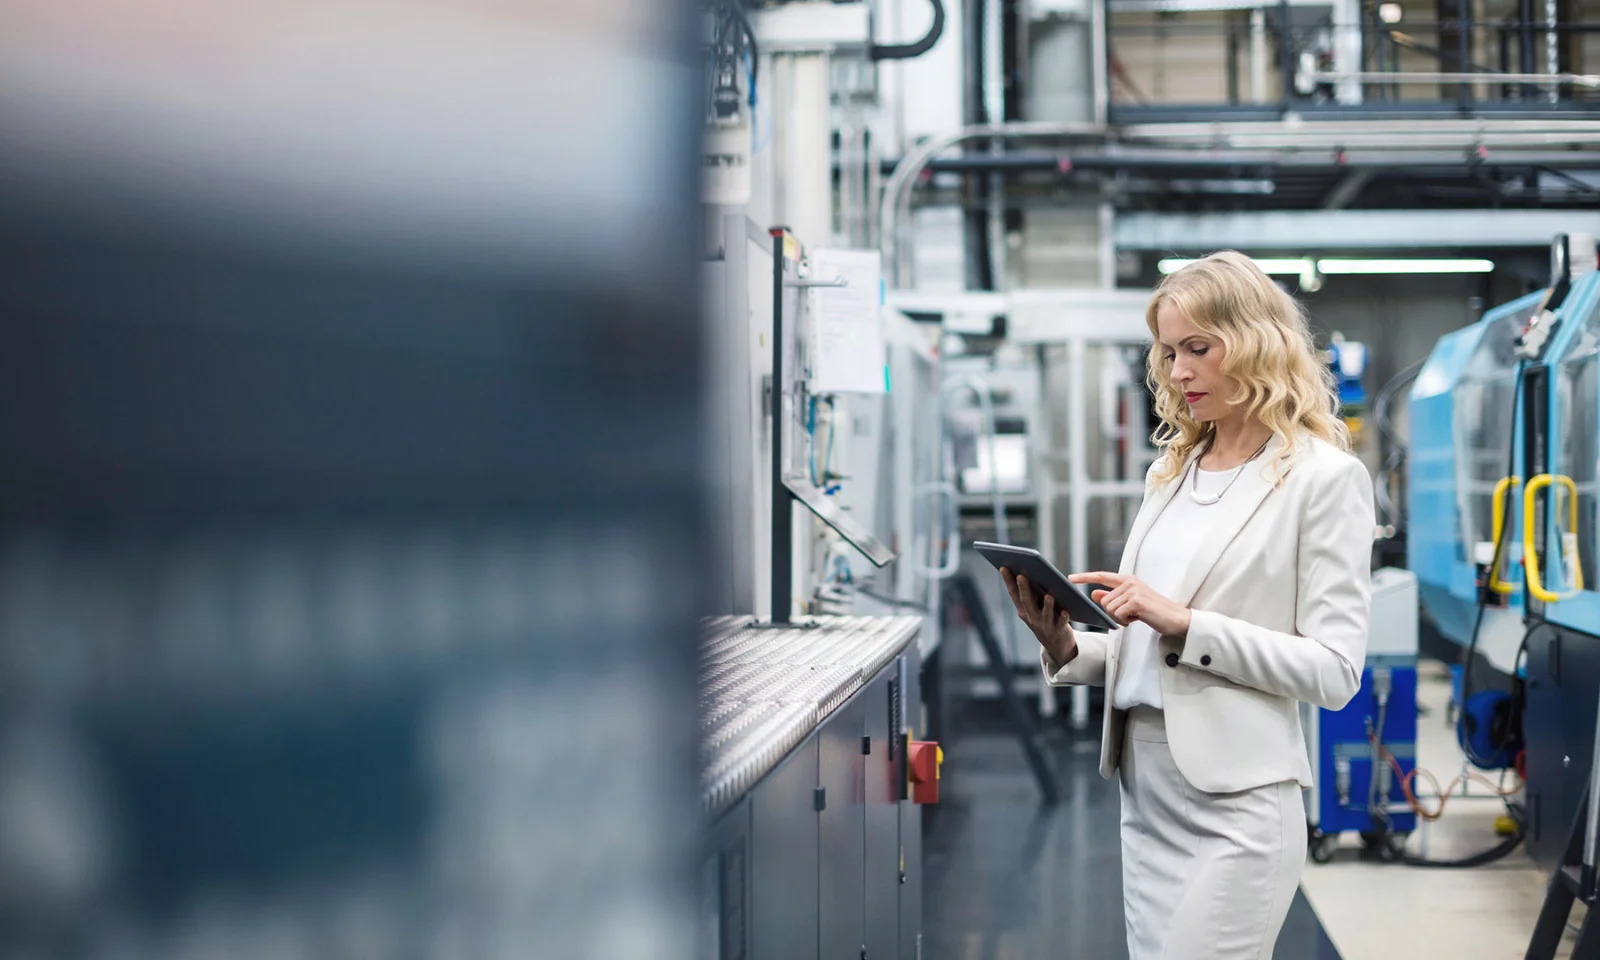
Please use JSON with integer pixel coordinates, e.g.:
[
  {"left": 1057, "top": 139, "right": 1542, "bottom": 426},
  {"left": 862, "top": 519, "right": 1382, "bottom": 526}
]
[{"left": 1169, "top": 433, "right": 1296, "bottom": 609}]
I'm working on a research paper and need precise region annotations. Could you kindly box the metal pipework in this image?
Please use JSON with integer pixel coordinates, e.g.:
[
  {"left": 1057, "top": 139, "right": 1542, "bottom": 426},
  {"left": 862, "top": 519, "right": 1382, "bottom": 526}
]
[
  {"left": 879, "top": 122, "right": 1103, "bottom": 287},
  {"left": 1114, "top": 118, "right": 1600, "bottom": 147},
  {"left": 1308, "top": 70, "right": 1600, "bottom": 88},
  {"left": 879, "top": 118, "right": 1600, "bottom": 287}
]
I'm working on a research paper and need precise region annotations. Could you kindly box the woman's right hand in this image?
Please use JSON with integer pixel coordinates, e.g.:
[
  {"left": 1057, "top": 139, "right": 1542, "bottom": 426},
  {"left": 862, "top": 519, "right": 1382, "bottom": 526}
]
[{"left": 999, "top": 568, "right": 1078, "bottom": 665}]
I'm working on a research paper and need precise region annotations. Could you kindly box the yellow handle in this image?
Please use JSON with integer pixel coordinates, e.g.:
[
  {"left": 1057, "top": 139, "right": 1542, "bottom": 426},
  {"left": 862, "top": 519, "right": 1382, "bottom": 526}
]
[
  {"left": 1488, "top": 475, "right": 1521, "bottom": 595},
  {"left": 1524, "top": 474, "right": 1585, "bottom": 603}
]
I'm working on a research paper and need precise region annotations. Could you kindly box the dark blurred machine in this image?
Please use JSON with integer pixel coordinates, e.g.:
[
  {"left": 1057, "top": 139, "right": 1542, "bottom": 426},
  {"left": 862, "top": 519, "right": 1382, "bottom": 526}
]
[{"left": 0, "top": 4, "right": 708, "bottom": 959}]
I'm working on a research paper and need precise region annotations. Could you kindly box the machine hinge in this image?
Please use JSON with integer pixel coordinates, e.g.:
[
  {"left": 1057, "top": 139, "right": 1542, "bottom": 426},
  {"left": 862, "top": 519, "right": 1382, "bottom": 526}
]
[
  {"left": 814, "top": 787, "right": 827, "bottom": 811},
  {"left": 861, "top": 735, "right": 872, "bottom": 755}
]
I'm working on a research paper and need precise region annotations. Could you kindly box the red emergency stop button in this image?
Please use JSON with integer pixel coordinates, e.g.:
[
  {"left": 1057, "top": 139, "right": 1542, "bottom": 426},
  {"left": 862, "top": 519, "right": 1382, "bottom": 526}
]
[{"left": 908, "top": 740, "right": 942, "bottom": 804}]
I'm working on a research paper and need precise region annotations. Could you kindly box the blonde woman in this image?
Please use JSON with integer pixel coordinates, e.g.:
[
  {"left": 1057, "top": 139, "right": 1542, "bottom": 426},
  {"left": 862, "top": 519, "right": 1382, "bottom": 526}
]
[{"left": 999, "top": 251, "right": 1373, "bottom": 960}]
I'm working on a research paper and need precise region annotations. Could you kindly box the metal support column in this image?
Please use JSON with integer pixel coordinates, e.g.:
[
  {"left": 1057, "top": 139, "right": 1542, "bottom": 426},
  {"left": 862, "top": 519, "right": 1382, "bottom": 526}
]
[
  {"left": 771, "top": 229, "right": 794, "bottom": 624},
  {"left": 1250, "top": 9, "right": 1268, "bottom": 103},
  {"left": 1066, "top": 336, "right": 1092, "bottom": 730},
  {"left": 772, "top": 52, "right": 834, "bottom": 252},
  {"left": 1279, "top": 0, "right": 1295, "bottom": 110},
  {"left": 1036, "top": 346, "right": 1059, "bottom": 719}
]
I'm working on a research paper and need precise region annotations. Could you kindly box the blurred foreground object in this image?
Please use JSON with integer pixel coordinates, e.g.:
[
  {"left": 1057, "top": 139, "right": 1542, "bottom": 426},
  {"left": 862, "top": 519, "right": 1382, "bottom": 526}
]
[{"left": 0, "top": 2, "right": 707, "bottom": 958}]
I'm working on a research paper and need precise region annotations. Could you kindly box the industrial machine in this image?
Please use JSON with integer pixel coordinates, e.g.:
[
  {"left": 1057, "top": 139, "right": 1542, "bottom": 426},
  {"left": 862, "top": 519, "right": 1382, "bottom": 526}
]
[
  {"left": 1408, "top": 288, "right": 1547, "bottom": 666},
  {"left": 1305, "top": 568, "right": 1421, "bottom": 862},
  {"left": 701, "top": 217, "right": 948, "bottom": 958},
  {"left": 1407, "top": 235, "right": 1600, "bottom": 875},
  {"left": 700, "top": 616, "right": 931, "bottom": 960},
  {"left": 699, "top": 0, "right": 952, "bottom": 945}
]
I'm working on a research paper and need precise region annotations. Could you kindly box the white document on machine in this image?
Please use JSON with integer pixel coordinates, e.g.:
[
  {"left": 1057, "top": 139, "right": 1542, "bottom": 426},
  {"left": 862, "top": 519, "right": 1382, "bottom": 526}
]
[{"left": 808, "top": 247, "right": 886, "bottom": 395}]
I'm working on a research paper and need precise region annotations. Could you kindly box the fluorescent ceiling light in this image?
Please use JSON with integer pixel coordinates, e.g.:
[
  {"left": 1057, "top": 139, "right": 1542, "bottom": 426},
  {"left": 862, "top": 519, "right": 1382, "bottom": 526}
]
[
  {"left": 1156, "top": 257, "right": 1495, "bottom": 276},
  {"left": 1316, "top": 258, "right": 1495, "bottom": 274}
]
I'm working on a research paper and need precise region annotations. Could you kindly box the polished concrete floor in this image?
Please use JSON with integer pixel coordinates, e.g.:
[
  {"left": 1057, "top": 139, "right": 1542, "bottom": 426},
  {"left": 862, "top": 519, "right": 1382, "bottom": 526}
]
[{"left": 922, "top": 707, "right": 1341, "bottom": 960}]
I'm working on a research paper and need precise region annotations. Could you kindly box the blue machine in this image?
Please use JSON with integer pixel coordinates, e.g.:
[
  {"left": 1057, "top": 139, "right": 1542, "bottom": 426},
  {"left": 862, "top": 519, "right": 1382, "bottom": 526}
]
[
  {"left": 1407, "top": 289, "right": 1546, "bottom": 649},
  {"left": 1306, "top": 568, "right": 1420, "bottom": 861},
  {"left": 1405, "top": 242, "right": 1600, "bottom": 866}
]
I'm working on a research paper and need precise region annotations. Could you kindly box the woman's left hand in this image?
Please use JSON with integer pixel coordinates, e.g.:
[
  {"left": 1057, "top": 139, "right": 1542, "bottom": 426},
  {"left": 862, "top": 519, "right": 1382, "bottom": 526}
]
[{"left": 1068, "top": 572, "right": 1193, "bottom": 637}]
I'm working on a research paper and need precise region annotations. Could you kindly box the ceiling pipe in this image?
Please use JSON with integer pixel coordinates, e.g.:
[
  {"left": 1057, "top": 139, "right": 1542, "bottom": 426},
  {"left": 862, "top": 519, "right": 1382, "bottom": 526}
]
[
  {"left": 879, "top": 122, "right": 1103, "bottom": 287},
  {"left": 868, "top": 151, "right": 1600, "bottom": 174},
  {"left": 1114, "top": 118, "right": 1600, "bottom": 148},
  {"left": 878, "top": 119, "right": 1600, "bottom": 286}
]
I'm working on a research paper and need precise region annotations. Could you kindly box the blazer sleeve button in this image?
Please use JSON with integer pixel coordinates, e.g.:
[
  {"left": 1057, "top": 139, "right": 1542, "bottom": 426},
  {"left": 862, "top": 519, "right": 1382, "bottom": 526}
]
[
  {"left": 1200, "top": 655, "right": 1212, "bottom": 666},
  {"left": 1164, "top": 652, "right": 1180, "bottom": 668}
]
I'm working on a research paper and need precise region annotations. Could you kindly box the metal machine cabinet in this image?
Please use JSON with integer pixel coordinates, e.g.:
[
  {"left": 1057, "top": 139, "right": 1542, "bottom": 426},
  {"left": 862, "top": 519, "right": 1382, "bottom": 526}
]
[
  {"left": 750, "top": 738, "right": 822, "bottom": 960},
  {"left": 897, "top": 654, "right": 924, "bottom": 960},
  {"left": 1525, "top": 626, "right": 1600, "bottom": 866},
  {"left": 863, "top": 670, "right": 899, "bottom": 960},
  {"left": 1306, "top": 568, "right": 1419, "bottom": 859},
  {"left": 701, "top": 619, "right": 923, "bottom": 960},
  {"left": 819, "top": 692, "right": 868, "bottom": 960},
  {"left": 1307, "top": 662, "right": 1419, "bottom": 858},
  {"left": 707, "top": 799, "right": 754, "bottom": 960}
]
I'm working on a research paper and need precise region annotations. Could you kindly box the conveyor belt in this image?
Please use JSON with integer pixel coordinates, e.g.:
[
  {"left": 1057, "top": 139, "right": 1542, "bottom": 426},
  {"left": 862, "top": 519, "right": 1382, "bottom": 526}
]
[{"left": 699, "top": 615, "right": 920, "bottom": 816}]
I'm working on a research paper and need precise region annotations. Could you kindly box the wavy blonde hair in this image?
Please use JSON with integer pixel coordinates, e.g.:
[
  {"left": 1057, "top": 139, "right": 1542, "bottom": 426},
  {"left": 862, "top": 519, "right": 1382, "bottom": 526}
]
[{"left": 1146, "top": 251, "right": 1349, "bottom": 485}]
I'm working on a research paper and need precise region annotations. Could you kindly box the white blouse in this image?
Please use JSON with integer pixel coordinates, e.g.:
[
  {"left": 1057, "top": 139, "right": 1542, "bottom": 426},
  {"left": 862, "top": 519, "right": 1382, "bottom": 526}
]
[{"left": 1110, "top": 465, "right": 1237, "bottom": 711}]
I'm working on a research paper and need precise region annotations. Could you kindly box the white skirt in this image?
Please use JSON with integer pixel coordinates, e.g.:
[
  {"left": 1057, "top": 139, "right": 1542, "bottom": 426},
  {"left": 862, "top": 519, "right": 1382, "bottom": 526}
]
[{"left": 1119, "top": 706, "right": 1306, "bottom": 960}]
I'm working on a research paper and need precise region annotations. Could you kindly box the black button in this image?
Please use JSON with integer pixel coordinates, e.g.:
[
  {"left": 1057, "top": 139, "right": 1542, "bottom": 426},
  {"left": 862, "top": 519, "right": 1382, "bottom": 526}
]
[
  {"left": 1201, "top": 655, "right": 1212, "bottom": 666},
  {"left": 1164, "top": 652, "right": 1180, "bottom": 668}
]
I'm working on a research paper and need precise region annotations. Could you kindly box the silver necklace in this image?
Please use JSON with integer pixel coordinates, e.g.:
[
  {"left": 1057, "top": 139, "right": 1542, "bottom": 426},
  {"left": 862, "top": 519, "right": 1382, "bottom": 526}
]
[{"left": 1186, "top": 436, "right": 1272, "bottom": 505}]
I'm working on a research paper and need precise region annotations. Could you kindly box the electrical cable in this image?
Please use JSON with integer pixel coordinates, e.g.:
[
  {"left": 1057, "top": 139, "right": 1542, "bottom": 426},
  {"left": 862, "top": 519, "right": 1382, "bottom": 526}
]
[
  {"left": 1402, "top": 820, "right": 1526, "bottom": 869},
  {"left": 1457, "top": 362, "right": 1526, "bottom": 769},
  {"left": 871, "top": 0, "right": 946, "bottom": 61},
  {"left": 723, "top": 1, "right": 758, "bottom": 88},
  {"left": 823, "top": 398, "right": 836, "bottom": 490}
]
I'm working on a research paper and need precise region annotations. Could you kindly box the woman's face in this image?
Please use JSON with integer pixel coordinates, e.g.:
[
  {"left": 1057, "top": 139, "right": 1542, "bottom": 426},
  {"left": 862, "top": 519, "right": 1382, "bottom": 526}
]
[{"left": 1156, "top": 300, "right": 1236, "bottom": 423}]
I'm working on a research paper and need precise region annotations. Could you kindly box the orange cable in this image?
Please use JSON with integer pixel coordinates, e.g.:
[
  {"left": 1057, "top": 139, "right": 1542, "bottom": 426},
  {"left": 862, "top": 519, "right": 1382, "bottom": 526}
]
[{"left": 1370, "top": 735, "right": 1521, "bottom": 823}]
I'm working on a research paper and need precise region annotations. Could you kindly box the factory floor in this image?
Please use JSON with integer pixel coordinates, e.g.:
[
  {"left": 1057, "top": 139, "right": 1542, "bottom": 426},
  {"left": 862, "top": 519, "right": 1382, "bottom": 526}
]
[
  {"left": 922, "top": 660, "right": 1578, "bottom": 960},
  {"left": 1299, "top": 658, "right": 1578, "bottom": 960}
]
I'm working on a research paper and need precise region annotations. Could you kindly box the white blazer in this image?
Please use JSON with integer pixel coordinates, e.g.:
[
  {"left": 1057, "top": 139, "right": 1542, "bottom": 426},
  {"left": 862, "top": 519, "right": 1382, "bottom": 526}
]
[{"left": 1041, "top": 432, "right": 1374, "bottom": 794}]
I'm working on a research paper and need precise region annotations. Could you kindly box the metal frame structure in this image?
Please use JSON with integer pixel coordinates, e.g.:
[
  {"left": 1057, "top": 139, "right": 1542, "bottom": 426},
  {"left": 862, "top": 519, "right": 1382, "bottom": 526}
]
[{"left": 886, "top": 288, "right": 1153, "bottom": 727}]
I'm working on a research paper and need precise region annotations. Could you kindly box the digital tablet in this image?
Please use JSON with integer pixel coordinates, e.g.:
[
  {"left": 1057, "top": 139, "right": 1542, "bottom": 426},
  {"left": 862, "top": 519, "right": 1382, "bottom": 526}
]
[{"left": 971, "top": 541, "right": 1120, "bottom": 631}]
